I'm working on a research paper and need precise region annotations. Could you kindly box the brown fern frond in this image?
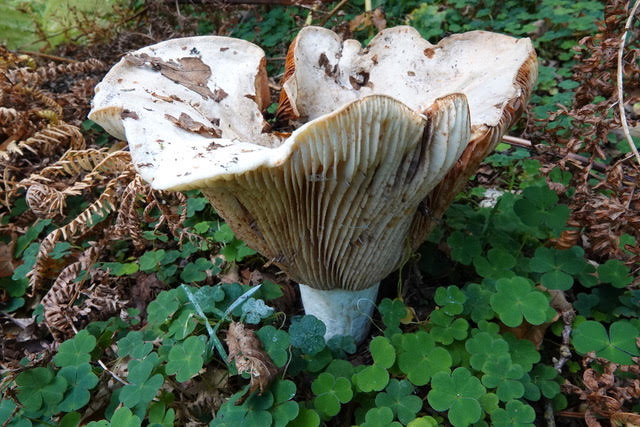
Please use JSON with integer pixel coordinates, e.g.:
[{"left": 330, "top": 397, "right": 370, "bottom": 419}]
[
  {"left": 6, "top": 58, "right": 105, "bottom": 87},
  {"left": 26, "top": 184, "right": 66, "bottom": 218},
  {"left": 15, "top": 85, "right": 63, "bottom": 119},
  {"left": 42, "top": 245, "right": 101, "bottom": 340},
  {"left": 17, "top": 123, "right": 85, "bottom": 157},
  {"left": 29, "top": 171, "right": 134, "bottom": 294},
  {"left": 31, "top": 148, "right": 111, "bottom": 179},
  {"left": 114, "top": 175, "right": 147, "bottom": 250},
  {"left": 0, "top": 107, "right": 19, "bottom": 126}
]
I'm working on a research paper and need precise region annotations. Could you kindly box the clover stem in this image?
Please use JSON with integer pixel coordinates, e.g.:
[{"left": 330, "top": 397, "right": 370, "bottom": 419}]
[{"left": 298, "top": 282, "right": 380, "bottom": 344}]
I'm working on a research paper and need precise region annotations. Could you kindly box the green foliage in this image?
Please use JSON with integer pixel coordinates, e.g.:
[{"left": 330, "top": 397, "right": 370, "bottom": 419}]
[
  {"left": 312, "top": 373, "right": 353, "bottom": 416},
  {"left": 165, "top": 335, "right": 206, "bottom": 381},
  {"left": 427, "top": 368, "right": 486, "bottom": 427},
  {"left": 289, "top": 315, "right": 326, "bottom": 355},
  {"left": 490, "top": 277, "right": 555, "bottom": 327},
  {"left": 572, "top": 320, "right": 639, "bottom": 364},
  {"left": 375, "top": 379, "right": 423, "bottom": 424}
]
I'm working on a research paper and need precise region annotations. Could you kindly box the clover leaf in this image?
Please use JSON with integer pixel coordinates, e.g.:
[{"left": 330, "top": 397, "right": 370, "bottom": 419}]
[
  {"left": 407, "top": 416, "right": 439, "bottom": 427},
  {"left": 53, "top": 330, "right": 96, "bottom": 367},
  {"left": 312, "top": 372, "right": 353, "bottom": 416},
  {"left": 139, "top": 250, "right": 166, "bottom": 272},
  {"left": 473, "top": 248, "right": 517, "bottom": 279},
  {"left": 87, "top": 407, "right": 142, "bottom": 427},
  {"left": 269, "top": 380, "right": 299, "bottom": 427},
  {"left": 513, "top": 185, "right": 569, "bottom": 233},
  {"left": 191, "top": 285, "right": 225, "bottom": 312},
  {"left": 448, "top": 231, "right": 482, "bottom": 265},
  {"left": 354, "top": 364, "right": 389, "bottom": 392},
  {"left": 375, "top": 379, "right": 422, "bottom": 424},
  {"left": 572, "top": 320, "right": 639, "bottom": 364},
  {"left": 370, "top": 336, "right": 395, "bottom": 368},
  {"left": 117, "top": 330, "right": 153, "bottom": 359},
  {"left": 325, "top": 359, "right": 355, "bottom": 379},
  {"left": 427, "top": 367, "right": 486, "bottom": 427},
  {"left": 530, "top": 364, "right": 561, "bottom": 399},
  {"left": 430, "top": 309, "right": 468, "bottom": 345},
  {"left": 597, "top": 259, "right": 633, "bottom": 288},
  {"left": 241, "top": 298, "right": 274, "bottom": 324},
  {"left": 57, "top": 364, "right": 99, "bottom": 412},
  {"left": 167, "top": 308, "right": 198, "bottom": 340},
  {"left": 490, "top": 276, "right": 554, "bottom": 327},
  {"left": 327, "top": 335, "right": 357, "bottom": 358},
  {"left": 256, "top": 325, "right": 291, "bottom": 368},
  {"left": 529, "top": 246, "right": 589, "bottom": 290},
  {"left": 480, "top": 354, "right": 525, "bottom": 401},
  {"left": 147, "top": 289, "right": 183, "bottom": 326},
  {"left": 120, "top": 354, "right": 164, "bottom": 407},
  {"left": 462, "top": 283, "right": 495, "bottom": 323},
  {"left": 180, "top": 257, "right": 215, "bottom": 283},
  {"left": 148, "top": 402, "right": 176, "bottom": 427},
  {"left": 503, "top": 333, "right": 540, "bottom": 372},
  {"left": 16, "top": 367, "right": 68, "bottom": 417},
  {"left": 378, "top": 298, "right": 408, "bottom": 337},
  {"left": 398, "top": 330, "right": 451, "bottom": 386},
  {"left": 289, "top": 315, "right": 326, "bottom": 355},
  {"left": 465, "top": 331, "right": 509, "bottom": 371},
  {"left": 361, "top": 407, "right": 402, "bottom": 427},
  {"left": 490, "top": 400, "right": 535, "bottom": 427},
  {"left": 213, "top": 389, "right": 274, "bottom": 427},
  {"left": 166, "top": 335, "right": 206, "bottom": 381},
  {"left": 434, "top": 286, "right": 466, "bottom": 315},
  {"left": 288, "top": 408, "right": 320, "bottom": 427}
]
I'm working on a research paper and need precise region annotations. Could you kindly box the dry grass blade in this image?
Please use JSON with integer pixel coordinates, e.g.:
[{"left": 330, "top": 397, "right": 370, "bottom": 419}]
[{"left": 617, "top": 0, "right": 640, "bottom": 165}]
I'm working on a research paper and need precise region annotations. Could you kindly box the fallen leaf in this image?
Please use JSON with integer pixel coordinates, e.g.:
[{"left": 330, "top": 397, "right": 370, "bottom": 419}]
[
  {"left": 165, "top": 113, "right": 221, "bottom": 138},
  {"left": 126, "top": 53, "right": 216, "bottom": 99},
  {"left": 0, "top": 240, "right": 15, "bottom": 278},
  {"left": 611, "top": 411, "right": 640, "bottom": 427},
  {"left": 225, "top": 321, "right": 277, "bottom": 396}
]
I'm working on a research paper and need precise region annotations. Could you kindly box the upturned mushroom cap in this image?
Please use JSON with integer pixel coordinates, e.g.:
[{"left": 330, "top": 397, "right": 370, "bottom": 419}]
[
  {"left": 89, "top": 26, "right": 536, "bottom": 292},
  {"left": 278, "top": 26, "right": 538, "bottom": 249}
]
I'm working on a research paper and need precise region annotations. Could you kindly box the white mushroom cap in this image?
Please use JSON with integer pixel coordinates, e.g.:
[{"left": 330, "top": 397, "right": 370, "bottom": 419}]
[{"left": 90, "top": 36, "right": 277, "bottom": 191}]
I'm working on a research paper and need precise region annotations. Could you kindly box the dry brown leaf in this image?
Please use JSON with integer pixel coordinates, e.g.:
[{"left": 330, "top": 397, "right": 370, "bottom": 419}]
[
  {"left": 165, "top": 113, "right": 221, "bottom": 138},
  {"left": 225, "top": 321, "right": 277, "bottom": 396},
  {"left": 0, "top": 240, "right": 15, "bottom": 278},
  {"left": 126, "top": 53, "right": 216, "bottom": 99},
  {"left": 611, "top": 412, "right": 640, "bottom": 427},
  {"left": 349, "top": 8, "right": 387, "bottom": 32}
]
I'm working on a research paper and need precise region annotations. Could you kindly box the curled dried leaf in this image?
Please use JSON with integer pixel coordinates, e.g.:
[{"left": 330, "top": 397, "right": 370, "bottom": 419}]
[
  {"left": 165, "top": 113, "right": 221, "bottom": 138},
  {"left": 225, "top": 321, "right": 277, "bottom": 396}
]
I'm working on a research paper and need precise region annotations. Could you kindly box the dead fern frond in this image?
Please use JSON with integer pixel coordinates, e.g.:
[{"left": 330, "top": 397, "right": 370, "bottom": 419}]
[
  {"left": 17, "top": 122, "right": 85, "bottom": 157},
  {"left": 0, "top": 107, "right": 19, "bottom": 126},
  {"left": 42, "top": 244, "right": 100, "bottom": 340},
  {"left": 26, "top": 184, "right": 66, "bottom": 218},
  {"left": 29, "top": 170, "right": 134, "bottom": 293},
  {"left": 6, "top": 58, "right": 105, "bottom": 87},
  {"left": 14, "top": 85, "right": 63, "bottom": 119},
  {"left": 114, "top": 174, "right": 147, "bottom": 249},
  {"left": 30, "top": 148, "right": 112, "bottom": 179}
]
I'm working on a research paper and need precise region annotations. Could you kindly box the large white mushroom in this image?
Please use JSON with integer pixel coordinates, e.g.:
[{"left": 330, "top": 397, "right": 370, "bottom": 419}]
[{"left": 89, "top": 26, "right": 537, "bottom": 343}]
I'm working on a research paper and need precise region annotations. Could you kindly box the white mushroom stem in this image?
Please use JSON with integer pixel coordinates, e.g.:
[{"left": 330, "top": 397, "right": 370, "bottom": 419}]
[{"left": 298, "top": 282, "right": 380, "bottom": 344}]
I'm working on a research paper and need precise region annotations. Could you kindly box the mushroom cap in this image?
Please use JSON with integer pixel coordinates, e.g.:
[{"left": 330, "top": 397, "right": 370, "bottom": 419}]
[
  {"left": 276, "top": 26, "right": 537, "bottom": 250},
  {"left": 89, "top": 26, "right": 536, "bottom": 291}
]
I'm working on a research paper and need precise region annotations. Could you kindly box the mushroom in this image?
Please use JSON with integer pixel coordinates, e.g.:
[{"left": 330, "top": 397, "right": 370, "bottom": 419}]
[{"left": 89, "top": 27, "right": 537, "bottom": 343}]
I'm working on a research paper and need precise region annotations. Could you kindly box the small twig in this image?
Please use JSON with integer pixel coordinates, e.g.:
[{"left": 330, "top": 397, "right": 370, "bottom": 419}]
[
  {"left": 319, "top": 0, "right": 349, "bottom": 26},
  {"left": 502, "top": 135, "right": 636, "bottom": 182},
  {"left": 15, "top": 50, "right": 77, "bottom": 63},
  {"left": 617, "top": 0, "right": 640, "bottom": 165}
]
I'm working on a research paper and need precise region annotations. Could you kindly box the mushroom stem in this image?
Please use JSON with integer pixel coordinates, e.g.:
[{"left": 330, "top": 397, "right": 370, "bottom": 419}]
[{"left": 298, "top": 282, "right": 380, "bottom": 344}]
